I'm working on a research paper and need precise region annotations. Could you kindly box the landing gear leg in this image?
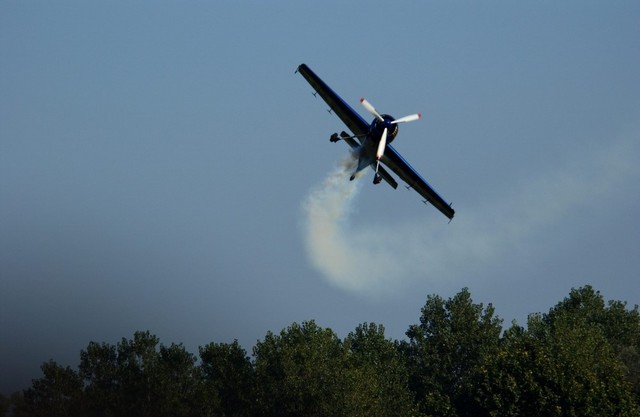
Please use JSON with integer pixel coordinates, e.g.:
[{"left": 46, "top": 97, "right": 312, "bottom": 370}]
[{"left": 373, "top": 160, "right": 382, "bottom": 184}]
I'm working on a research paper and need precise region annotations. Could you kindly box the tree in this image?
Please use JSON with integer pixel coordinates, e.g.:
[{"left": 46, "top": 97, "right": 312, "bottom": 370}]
[
  {"left": 0, "top": 393, "right": 10, "bottom": 417},
  {"left": 153, "top": 342, "right": 201, "bottom": 416},
  {"left": 533, "top": 310, "right": 637, "bottom": 415},
  {"left": 253, "top": 320, "right": 345, "bottom": 417},
  {"left": 547, "top": 285, "right": 640, "bottom": 402},
  {"left": 199, "top": 340, "right": 255, "bottom": 417},
  {"left": 480, "top": 288, "right": 639, "bottom": 416},
  {"left": 79, "top": 331, "right": 201, "bottom": 417},
  {"left": 16, "top": 360, "right": 83, "bottom": 417},
  {"left": 78, "top": 339, "right": 119, "bottom": 416},
  {"left": 114, "top": 331, "right": 162, "bottom": 416},
  {"left": 11, "top": 285, "right": 640, "bottom": 415},
  {"left": 343, "top": 322, "right": 417, "bottom": 417},
  {"left": 403, "top": 288, "right": 503, "bottom": 417},
  {"left": 9, "top": 392, "right": 25, "bottom": 417}
]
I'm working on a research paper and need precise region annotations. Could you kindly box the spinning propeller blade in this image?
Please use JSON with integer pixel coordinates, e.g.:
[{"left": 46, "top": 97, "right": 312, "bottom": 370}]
[
  {"left": 391, "top": 113, "right": 421, "bottom": 124},
  {"left": 376, "top": 127, "right": 388, "bottom": 160},
  {"left": 375, "top": 127, "right": 388, "bottom": 176},
  {"left": 360, "top": 98, "right": 384, "bottom": 121}
]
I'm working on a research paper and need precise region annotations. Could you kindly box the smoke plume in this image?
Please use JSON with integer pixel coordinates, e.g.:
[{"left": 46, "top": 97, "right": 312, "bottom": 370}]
[
  {"left": 301, "top": 153, "right": 411, "bottom": 295},
  {"left": 302, "top": 154, "right": 360, "bottom": 291},
  {"left": 301, "top": 132, "right": 639, "bottom": 298}
]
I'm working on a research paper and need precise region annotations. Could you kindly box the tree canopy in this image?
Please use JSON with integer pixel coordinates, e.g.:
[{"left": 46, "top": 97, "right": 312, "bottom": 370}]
[{"left": 6, "top": 285, "right": 639, "bottom": 417}]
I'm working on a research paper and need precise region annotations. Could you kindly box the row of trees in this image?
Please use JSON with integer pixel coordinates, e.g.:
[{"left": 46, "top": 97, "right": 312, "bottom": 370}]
[{"left": 3, "top": 285, "right": 639, "bottom": 416}]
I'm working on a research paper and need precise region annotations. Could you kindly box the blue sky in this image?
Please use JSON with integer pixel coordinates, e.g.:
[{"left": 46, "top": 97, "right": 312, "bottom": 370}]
[{"left": 2, "top": 2, "right": 639, "bottom": 394}]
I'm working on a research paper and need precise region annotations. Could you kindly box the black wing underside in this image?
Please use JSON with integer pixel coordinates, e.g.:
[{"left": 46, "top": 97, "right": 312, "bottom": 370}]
[
  {"left": 297, "top": 64, "right": 369, "bottom": 140},
  {"left": 297, "top": 63, "right": 454, "bottom": 220},
  {"left": 381, "top": 147, "right": 454, "bottom": 219}
]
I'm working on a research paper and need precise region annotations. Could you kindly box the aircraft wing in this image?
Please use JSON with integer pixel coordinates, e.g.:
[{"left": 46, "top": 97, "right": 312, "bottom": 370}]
[
  {"left": 297, "top": 64, "right": 369, "bottom": 141},
  {"left": 382, "top": 145, "right": 455, "bottom": 220},
  {"left": 298, "top": 63, "right": 451, "bottom": 219},
  {"left": 298, "top": 65, "right": 398, "bottom": 189}
]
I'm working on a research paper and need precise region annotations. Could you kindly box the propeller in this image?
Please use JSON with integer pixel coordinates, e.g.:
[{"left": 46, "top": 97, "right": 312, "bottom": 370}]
[
  {"left": 360, "top": 98, "right": 384, "bottom": 121},
  {"left": 360, "top": 98, "right": 421, "bottom": 124},
  {"left": 376, "top": 127, "right": 388, "bottom": 160},
  {"left": 392, "top": 113, "right": 421, "bottom": 124},
  {"left": 375, "top": 127, "right": 387, "bottom": 174},
  {"left": 360, "top": 97, "right": 421, "bottom": 182}
]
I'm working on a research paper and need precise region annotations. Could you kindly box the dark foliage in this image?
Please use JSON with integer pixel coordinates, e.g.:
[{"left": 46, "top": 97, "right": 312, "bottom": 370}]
[{"left": 6, "top": 286, "right": 639, "bottom": 417}]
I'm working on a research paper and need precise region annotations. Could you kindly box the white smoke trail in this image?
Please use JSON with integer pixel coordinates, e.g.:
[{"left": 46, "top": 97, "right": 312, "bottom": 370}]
[
  {"left": 302, "top": 153, "right": 411, "bottom": 295},
  {"left": 302, "top": 131, "right": 640, "bottom": 298},
  {"left": 302, "top": 154, "right": 361, "bottom": 291}
]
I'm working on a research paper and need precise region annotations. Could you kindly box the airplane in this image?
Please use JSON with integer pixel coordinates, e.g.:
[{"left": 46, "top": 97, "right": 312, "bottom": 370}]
[{"left": 296, "top": 63, "right": 455, "bottom": 220}]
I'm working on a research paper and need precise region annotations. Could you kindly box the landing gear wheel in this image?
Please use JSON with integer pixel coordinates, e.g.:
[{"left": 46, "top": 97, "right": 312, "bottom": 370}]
[{"left": 373, "top": 174, "right": 382, "bottom": 185}]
